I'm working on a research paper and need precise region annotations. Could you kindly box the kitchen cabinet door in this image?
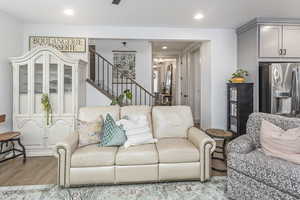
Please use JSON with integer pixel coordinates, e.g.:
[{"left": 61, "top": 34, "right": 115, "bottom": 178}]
[
  {"left": 283, "top": 25, "right": 300, "bottom": 57},
  {"left": 259, "top": 25, "right": 282, "bottom": 58}
]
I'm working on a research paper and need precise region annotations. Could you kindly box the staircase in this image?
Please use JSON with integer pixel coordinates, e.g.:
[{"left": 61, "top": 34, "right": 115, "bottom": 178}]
[{"left": 87, "top": 49, "right": 155, "bottom": 106}]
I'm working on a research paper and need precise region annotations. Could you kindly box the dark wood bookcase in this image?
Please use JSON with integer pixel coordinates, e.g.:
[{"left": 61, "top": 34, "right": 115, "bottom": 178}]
[{"left": 227, "top": 83, "right": 253, "bottom": 137}]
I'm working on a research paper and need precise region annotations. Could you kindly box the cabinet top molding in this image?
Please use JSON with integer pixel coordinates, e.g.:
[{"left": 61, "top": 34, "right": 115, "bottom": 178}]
[{"left": 237, "top": 17, "right": 300, "bottom": 35}]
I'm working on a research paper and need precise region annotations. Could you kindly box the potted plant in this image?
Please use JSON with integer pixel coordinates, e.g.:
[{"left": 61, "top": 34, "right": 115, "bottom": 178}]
[
  {"left": 111, "top": 89, "right": 133, "bottom": 106},
  {"left": 230, "top": 69, "right": 249, "bottom": 83}
]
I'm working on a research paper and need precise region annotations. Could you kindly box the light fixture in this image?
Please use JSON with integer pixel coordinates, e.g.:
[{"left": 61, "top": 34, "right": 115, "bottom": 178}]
[
  {"left": 63, "top": 9, "right": 74, "bottom": 16},
  {"left": 194, "top": 13, "right": 204, "bottom": 20},
  {"left": 162, "top": 46, "right": 168, "bottom": 50}
]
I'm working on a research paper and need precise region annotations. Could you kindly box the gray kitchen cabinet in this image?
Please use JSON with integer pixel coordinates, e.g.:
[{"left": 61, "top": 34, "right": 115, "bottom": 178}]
[
  {"left": 259, "top": 25, "right": 282, "bottom": 58},
  {"left": 259, "top": 24, "right": 300, "bottom": 58},
  {"left": 283, "top": 25, "right": 300, "bottom": 57}
]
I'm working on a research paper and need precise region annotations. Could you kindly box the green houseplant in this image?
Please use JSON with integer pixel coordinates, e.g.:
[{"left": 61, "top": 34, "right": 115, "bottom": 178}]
[
  {"left": 230, "top": 69, "right": 249, "bottom": 83},
  {"left": 41, "top": 94, "right": 53, "bottom": 126},
  {"left": 111, "top": 89, "right": 133, "bottom": 106}
]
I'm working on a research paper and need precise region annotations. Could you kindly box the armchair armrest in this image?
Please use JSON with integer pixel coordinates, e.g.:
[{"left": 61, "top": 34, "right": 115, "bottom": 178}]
[
  {"left": 55, "top": 131, "right": 79, "bottom": 187},
  {"left": 188, "top": 127, "right": 216, "bottom": 182},
  {"left": 227, "top": 134, "right": 255, "bottom": 154}
]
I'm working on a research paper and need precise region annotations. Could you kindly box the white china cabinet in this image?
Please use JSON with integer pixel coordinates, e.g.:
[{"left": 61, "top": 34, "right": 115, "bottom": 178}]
[{"left": 10, "top": 47, "right": 87, "bottom": 156}]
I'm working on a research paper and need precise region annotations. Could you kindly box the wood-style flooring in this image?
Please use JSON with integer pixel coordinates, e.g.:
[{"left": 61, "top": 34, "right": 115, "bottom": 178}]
[{"left": 0, "top": 150, "right": 226, "bottom": 186}]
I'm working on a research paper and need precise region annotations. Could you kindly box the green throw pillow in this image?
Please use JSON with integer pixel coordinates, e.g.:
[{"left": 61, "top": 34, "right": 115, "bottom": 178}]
[{"left": 99, "top": 114, "right": 127, "bottom": 147}]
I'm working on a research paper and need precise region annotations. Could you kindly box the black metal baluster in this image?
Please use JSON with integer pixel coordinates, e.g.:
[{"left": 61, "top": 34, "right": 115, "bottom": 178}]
[
  {"left": 102, "top": 59, "right": 104, "bottom": 89},
  {"left": 97, "top": 56, "right": 100, "bottom": 86},
  {"left": 107, "top": 63, "right": 109, "bottom": 92},
  {"left": 140, "top": 88, "right": 142, "bottom": 105},
  {"left": 135, "top": 85, "right": 137, "bottom": 105},
  {"left": 117, "top": 68, "right": 119, "bottom": 98},
  {"left": 144, "top": 90, "right": 146, "bottom": 105},
  {"left": 131, "top": 81, "right": 133, "bottom": 105}
]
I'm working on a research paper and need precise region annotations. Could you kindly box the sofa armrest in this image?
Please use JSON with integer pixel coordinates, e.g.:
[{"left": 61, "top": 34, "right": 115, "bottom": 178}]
[
  {"left": 55, "top": 131, "right": 79, "bottom": 187},
  {"left": 227, "top": 134, "right": 255, "bottom": 154},
  {"left": 188, "top": 127, "right": 216, "bottom": 182}
]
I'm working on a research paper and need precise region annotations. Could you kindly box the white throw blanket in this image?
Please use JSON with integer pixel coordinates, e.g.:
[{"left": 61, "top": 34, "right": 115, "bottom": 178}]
[{"left": 116, "top": 115, "right": 157, "bottom": 148}]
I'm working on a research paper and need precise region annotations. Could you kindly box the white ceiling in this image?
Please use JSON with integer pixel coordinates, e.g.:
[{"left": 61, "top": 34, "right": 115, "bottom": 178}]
[
  {"left": 152, "top": 41, "right": 194, "bottom": 52},
  {"left": 0, "top": 0, "right": 299, "bottom": 28}
]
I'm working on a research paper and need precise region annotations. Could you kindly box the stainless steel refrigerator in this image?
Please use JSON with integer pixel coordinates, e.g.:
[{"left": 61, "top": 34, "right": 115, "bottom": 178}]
[{"left": 259, "top": 63, "right": 300, "bottom": 117}]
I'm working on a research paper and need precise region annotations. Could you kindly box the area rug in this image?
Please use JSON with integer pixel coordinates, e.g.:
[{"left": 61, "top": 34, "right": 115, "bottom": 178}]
[{"left": 0, "top": 176, "right": 228, "bottom": 200}]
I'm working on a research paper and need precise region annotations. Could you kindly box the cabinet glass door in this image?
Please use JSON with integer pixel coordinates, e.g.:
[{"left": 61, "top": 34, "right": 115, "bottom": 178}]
[
  {"left": 19, "top": 64, "right": 28, "bottom": 114},
  {"left": 49, "top": 55, "right": 59, "bottom": 114},
  {"left": 34, "top": 56, "right": 44, "bottom": 114},
  {"left": 64, "top": 65, "right": 73, "bottom": 113}
]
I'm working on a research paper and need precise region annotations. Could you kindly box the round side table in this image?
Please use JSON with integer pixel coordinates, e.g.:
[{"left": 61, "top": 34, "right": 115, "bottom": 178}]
[{"left": 205, "top": 129, "right": 233, "bottom": 172}]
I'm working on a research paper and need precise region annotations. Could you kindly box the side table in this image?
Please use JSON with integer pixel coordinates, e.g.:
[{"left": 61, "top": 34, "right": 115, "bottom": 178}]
[
  {"left": 205, "top": 129, "right": 233, "bottom": 172},
  {"left": 0, "top": 132, "right": 26, "bottom": 164}
]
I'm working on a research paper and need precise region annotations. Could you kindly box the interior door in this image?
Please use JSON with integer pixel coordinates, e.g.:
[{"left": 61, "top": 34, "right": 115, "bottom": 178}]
[
  {"left": 283, "top": 25, "right": 300, "bottom": 57},
  {"left": 259, "top": 25, "right": 282, "bottom": 58}
]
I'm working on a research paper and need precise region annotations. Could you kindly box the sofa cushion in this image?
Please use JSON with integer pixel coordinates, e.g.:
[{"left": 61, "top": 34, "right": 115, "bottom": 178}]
[
  {"left": 116, "top": 144, "right": 158, "bottom": 165},
  {"left": 78, "top": 105, "right": 120, "bottom": 122},
  {"left": 228, "top": 150, "right": 300, "bottom": 198},
  {"left": 152, "top": 106, "right": 194, "bottom": 138},
  {"left": 71, "top": 144, "right": 118, "bottom": 167},
  {"left": 156, "top": 138, "right": 199, "bottom": 163}
]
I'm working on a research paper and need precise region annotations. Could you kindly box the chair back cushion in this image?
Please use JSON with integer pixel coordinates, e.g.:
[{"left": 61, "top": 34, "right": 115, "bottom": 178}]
[
  {"left": 152, "top": 106, "right": 194, "bottom": 139},
  {"left": 78, "top": 105, "right": 120, "bottom": 122},
  {"left": 247, "top": 112, "right": 300, "bottom": 147}
]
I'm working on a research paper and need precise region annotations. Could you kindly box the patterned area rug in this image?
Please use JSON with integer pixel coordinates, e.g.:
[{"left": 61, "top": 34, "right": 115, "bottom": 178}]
[{"left": 0, "top": 177, "right": 228, "bottom": 200}]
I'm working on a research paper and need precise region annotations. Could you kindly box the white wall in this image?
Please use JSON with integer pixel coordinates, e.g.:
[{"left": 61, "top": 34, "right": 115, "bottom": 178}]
[
  {"left": 93, "top": 39, "right": 152, "bottom": 91},
  {"left": 0, "top": 11, "right": 23, "bottom": 132},
  {"left": 22, "top": 24, "right": 237, "bottom": 128},
  {"left": 86, "top": 83, "right": 111, "bottom": 106}
]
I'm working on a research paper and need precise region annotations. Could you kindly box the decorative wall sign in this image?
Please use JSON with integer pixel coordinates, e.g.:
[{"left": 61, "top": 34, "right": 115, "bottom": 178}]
[
  {"left": 29, "top": 36, "right": 86, "bottom": 52},
  {"left": 112, "top": 51, "right": 136, "bottom": 83}
]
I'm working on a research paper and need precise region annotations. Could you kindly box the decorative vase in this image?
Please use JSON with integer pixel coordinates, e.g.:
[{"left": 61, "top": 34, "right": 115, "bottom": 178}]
[{"left": 231, "top": 77, "right": 245, "bottom": 83}]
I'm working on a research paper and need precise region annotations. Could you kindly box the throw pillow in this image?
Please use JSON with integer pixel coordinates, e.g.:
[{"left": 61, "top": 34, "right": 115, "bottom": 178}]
[
  {"left": 260, "top": 120, "right": 300, "bottom": 164},
  {"left": 77, "top": 116, "right": 103, "bottom": 147},
  {"left": 117, "top": 114, "right": 157, "bottom": 148},
  {"left": 99, "top": 114, "right": 127, "bottom": 147}
]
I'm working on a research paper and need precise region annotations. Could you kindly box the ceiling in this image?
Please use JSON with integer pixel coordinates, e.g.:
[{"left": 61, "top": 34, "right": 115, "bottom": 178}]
[
  {"left": 152, "top": 41, "right": 194, "bottom": 52},
  {"left": 0, "top": 0, "right": 299, "bottom": 28}
]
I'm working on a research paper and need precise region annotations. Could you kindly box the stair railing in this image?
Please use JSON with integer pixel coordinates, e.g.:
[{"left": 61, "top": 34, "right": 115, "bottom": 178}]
[{"left": 88, "top": 49, "right": 155, "bottom": 106}]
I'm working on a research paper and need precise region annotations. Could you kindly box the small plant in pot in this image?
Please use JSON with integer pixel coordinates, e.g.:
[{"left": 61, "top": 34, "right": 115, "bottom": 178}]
[
  {"left": 111, "top": 89, "right": 133, "bottom": 106},
  {"left": 230, "top": 69, "right": 249, "bottom": 83}
]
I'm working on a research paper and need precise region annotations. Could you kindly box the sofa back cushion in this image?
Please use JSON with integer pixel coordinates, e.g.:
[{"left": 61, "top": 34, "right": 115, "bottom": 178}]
[
  {"left": 247, "top": 112, "right": 300, "bottom": 148},
  {"left": 152, "top": 106, "right": 194, "bottom": 139},
  {"left": 120, "top": 105, "right": 153, "bottom": 133},
  {"left": 78, "top": 105, "right": 120, "bottom": 122}
]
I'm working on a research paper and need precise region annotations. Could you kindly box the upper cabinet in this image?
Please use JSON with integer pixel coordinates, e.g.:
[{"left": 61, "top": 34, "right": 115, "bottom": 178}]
[
  {"left": 259, "top": 25, "right": 282, "bottom": 58},
  {"left": 259, "top": 24, "right": 300, "bottom": 58},
  {"left": 282, "top": 26, "right": 300, "bottom": 57}
]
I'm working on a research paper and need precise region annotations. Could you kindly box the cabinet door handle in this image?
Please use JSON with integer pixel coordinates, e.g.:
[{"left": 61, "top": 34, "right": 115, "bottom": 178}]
[
  {"left": 279, "top": 49, "right": 283, "bottom": 55},
  {"left": 283, "top": 49, "right": 287, "bottom": 55}
]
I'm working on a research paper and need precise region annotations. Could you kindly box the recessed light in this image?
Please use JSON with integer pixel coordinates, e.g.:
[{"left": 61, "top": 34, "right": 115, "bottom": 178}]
[
  {"left": 162, "top": 46, "right": 168, "bottom": 50},
  {"left": 63, "top": 9, "right": 74, "bottom": 16},
  {"left": 194, "top": 13, "right": 204, "bottom": 20}
]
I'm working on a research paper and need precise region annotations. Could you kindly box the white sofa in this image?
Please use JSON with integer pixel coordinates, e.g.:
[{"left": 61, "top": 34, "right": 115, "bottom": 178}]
[{"left": 55, "top": 105, "right": 216, "bottom": 187}]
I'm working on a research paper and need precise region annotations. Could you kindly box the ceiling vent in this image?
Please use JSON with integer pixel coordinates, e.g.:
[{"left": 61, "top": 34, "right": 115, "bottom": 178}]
[{"left": 112, "top": 0, "right": 121, "bottom": 5}]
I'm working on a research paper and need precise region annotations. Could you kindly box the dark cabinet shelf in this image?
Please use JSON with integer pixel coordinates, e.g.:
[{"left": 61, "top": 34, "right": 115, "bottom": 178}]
[{"left": 227, "top": 83, "right": 253, "bottom": 137}]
